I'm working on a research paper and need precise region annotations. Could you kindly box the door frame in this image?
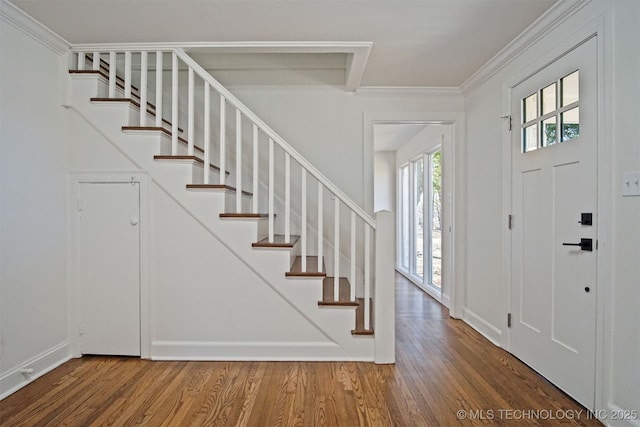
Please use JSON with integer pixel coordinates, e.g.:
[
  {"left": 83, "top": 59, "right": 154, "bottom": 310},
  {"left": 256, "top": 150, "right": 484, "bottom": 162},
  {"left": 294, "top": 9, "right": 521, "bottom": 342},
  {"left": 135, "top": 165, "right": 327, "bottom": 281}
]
[
  {"left": 364, "top": 111, "right": 466, "bottom": 318},
  {"left": 501, "top": 18, "right": 612, "bottom": 413},
  {"left": 68, "top": 172, "right": 150, "bottom": 359}
]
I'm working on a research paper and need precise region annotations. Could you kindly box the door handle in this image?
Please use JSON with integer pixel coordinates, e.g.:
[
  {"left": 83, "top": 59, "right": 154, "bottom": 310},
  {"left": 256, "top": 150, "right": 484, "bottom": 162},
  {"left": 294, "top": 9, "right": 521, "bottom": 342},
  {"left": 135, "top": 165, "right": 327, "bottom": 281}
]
[{"left": 562, "top": 238, "right": 592, "bottom": 251}]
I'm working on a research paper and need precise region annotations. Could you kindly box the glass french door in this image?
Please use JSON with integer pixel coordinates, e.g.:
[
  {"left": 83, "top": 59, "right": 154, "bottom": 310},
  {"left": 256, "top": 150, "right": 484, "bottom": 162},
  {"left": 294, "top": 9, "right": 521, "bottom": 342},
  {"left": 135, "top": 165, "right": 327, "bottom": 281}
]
[{"left": 398, "top": 149, "right": 442, "bottom": 292}]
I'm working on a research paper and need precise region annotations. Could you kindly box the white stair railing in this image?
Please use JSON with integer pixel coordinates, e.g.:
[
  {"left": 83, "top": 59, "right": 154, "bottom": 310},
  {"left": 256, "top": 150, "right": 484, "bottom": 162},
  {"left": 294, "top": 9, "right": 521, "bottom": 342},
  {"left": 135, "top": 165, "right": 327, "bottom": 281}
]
[{"left": 72, "top": 48, "right": 377, "bottom": 330}]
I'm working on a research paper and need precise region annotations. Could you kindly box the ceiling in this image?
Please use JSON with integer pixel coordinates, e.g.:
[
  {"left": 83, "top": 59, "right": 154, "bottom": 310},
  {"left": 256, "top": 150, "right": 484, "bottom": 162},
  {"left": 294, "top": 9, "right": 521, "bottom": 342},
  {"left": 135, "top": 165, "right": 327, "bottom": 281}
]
[{"left": 11, "top": 0, "right": 558, "bottom": 88}]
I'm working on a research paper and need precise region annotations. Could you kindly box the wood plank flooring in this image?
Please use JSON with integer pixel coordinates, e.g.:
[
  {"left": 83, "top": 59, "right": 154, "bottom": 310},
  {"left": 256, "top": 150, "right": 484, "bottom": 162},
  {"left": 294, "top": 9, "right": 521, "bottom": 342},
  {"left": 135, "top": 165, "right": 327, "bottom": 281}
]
[{"left": 0, "top": 274, "right": 602, "bottom": 426}]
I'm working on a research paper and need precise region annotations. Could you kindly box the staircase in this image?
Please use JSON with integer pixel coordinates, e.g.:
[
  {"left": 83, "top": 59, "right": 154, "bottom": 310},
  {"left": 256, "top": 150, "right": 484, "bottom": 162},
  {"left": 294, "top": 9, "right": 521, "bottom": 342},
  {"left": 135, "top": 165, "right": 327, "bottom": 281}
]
[{"left": 66, "top": 48, "right": 393, "bottom": 361}]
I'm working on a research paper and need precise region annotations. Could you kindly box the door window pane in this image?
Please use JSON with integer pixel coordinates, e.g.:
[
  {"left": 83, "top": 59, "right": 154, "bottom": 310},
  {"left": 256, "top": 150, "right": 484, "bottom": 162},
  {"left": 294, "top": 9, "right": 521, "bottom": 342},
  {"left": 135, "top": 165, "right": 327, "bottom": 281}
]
[
  {"left": 523, "top": 124, "right": 538, "bottom": 152},
  {"left": 561, "top": 71, "right": 579, "bottom": 106},
  {"left": 542, "top": 117, "right": 557, "bottom": 146},
  {"left": 541, "top": 83, "right": 557, "bottom": 115},
  {"left": 561, "top": 107, "right": 580, "bottom": 141},
  {"left": 523, "top": 93, "right": 538, "bottom": 122}
]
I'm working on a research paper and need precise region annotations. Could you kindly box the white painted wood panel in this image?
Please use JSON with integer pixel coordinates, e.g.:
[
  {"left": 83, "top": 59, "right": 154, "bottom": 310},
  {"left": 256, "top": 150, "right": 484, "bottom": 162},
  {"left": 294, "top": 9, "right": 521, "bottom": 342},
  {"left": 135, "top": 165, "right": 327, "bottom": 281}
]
[{"left": 78, "top": 182, "right": 140, "bottom": 356}]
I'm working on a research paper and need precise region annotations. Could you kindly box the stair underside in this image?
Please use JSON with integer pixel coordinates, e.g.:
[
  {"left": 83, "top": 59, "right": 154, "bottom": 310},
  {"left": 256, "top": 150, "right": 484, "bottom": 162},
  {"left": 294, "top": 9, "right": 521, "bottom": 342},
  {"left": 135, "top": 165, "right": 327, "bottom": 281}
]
[{"left": 286, "top": 256, "right": 325, "bottom": 277}]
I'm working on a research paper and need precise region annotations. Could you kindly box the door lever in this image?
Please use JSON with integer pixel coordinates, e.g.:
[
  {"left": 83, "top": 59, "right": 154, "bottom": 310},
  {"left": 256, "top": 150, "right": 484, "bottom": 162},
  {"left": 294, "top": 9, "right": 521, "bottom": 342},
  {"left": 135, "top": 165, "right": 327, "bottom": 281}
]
[{"left": 562, "top": 238, "right": 593, "bottom": 251}]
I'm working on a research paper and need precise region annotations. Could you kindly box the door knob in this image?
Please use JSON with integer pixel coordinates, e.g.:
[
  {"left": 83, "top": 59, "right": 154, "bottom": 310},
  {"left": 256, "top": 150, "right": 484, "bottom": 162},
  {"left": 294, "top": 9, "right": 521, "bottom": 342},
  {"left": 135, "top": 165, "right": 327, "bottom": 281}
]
[
  {"left": 130, "top": 218, "right": 139, "bottom": 226},
  {"left": 562, "top": 238, "right": 592, "bottom": 251}
]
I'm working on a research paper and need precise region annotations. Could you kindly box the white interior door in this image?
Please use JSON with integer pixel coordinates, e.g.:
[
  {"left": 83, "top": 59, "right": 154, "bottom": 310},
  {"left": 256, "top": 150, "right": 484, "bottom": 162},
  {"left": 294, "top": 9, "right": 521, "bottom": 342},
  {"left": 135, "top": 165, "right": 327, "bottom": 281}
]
[
  {"left": 510, "top": 37, "right": 597, "bottom": 409},
  {"left": 78, "top": 182, "right": 140, "bottom": 356}
]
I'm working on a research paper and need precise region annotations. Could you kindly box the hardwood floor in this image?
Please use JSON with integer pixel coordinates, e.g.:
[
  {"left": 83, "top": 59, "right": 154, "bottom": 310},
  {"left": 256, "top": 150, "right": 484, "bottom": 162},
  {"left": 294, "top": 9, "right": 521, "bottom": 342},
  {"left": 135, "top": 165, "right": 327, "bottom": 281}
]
[{"left": 0, "top": 274, "right": 602, "bottom": 426}]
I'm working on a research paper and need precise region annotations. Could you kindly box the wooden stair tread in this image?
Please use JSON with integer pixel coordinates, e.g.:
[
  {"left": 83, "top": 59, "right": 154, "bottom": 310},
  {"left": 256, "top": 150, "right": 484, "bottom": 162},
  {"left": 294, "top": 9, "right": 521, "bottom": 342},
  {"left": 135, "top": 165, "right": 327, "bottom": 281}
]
[
  {"left": 186, "top": 184, "right": 252, "bottom": 196},
  {"left": 318, "top": 277, "right": 358, "bottom": 306},
  {"left": 352, "top": 297, "right": 374, "bottom": 335},
  {"left": 286, "top": 256, "right": 325, "bottom": 277},
  {"left": 153, "top": 155, "right": 227, "bottom": 174},
  {"left": 219, "top": 213, "right": 269, "bottom": 219},
  {"left": 252, "top": 235, "right": 300, "bottom": 248}
]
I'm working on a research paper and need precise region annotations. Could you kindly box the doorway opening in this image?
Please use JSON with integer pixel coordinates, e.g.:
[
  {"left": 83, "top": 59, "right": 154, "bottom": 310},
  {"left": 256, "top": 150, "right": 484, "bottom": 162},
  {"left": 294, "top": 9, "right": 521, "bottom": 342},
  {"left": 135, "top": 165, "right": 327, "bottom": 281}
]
[{"left": 373, "top": 122, "right": 452, "bottom": 306}]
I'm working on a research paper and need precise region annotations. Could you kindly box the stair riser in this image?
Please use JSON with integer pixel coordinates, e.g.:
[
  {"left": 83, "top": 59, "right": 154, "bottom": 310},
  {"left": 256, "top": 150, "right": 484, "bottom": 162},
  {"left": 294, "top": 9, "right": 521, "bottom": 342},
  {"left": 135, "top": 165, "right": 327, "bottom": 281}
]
[
  {"left": 182, "top": 191, "right": 226, "bottom": 216},
  {"left": 223, "top": 192, "right": 253, "bottom": 214}
]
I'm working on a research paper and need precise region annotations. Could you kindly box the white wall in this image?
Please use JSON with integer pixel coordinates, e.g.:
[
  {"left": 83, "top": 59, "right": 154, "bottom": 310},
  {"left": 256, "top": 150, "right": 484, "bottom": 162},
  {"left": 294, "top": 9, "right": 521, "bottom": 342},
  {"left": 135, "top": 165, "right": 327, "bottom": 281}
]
[
  {"left": 227, "top": 85, "right": 464, "bottom": 211},
  {"left": 463, "top": 0, "right": 639, "bottom": 420},
  {"left": 374, "top": 151, "right": 395, "bottom": 212},
  {"left": 0, "top": 15, "right": 70, "bottom": 398}
]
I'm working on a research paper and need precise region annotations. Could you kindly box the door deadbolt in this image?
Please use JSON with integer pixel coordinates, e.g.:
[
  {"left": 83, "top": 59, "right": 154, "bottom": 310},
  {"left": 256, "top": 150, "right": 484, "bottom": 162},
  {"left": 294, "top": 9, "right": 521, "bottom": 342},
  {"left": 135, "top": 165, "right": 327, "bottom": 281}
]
[{"left": 578, "top": 213, "right": 593, "bottom": 225}]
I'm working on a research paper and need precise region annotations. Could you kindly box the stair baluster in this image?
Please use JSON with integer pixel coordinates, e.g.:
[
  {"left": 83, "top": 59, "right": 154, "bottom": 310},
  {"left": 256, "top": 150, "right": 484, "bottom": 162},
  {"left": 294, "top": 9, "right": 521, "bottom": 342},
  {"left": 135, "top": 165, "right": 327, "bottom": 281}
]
[
  {"left": 203, "top": 82, "right": 211, "bottom": 184},
  {"left": 139, "top": 52, "right": 148, "bottom": 126},
  {"left": 284, "top": 153, "right": 291, "bottom": 243},
  {"left": 92, "top": 52, "right": 100, "bottom": 71},
  {"left": 187, "top": 67, "right": 195, "bottom": 156},
  {"left": 301, "top": 170, "right": 308, "bottom": 272},
  {"left": 235, "top": 109, "right": 242, "bottom": 213},
  {"left": 252, "top": 124, "right": 259, "bottom": 213},
  {"left": 155, "top": 51, "right": 163, "bottom": 128},
  {"left": 124, "top": 51, "right": 132, "bottom": 99},
  {"left": 108, "top": 52, "right": 116, "bottom": 97},
  {"left": 268, "top": 138, "right": 275, "bottom": 242},
  {"left": 334, "top": 197, "right": 340, "bottom": 301},
  {"left": 219, "top": 95, "right": 226, "bottom": 184},
  {"left": 171, "top": 52, "right": 178, "bottom": 155},
  {"left": 350, "top": 211, "right": 356, "bottom": 302},
  {"left": 317, "top": 183, "right": 323, "bottom": 273}
]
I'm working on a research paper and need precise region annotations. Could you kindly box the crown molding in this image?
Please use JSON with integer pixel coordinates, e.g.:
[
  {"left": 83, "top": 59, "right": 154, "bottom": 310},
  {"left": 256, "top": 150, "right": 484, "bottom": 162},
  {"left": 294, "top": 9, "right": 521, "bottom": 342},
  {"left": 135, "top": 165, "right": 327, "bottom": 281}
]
[
  {"left": 460, "top": 0, "right": 592, "bottom": 95},
  {"left": 355, "top": 86, "right": 462, "bottom": 98},
  {"left": 1, "top": 0, "right": 69, "bottom": 54}
]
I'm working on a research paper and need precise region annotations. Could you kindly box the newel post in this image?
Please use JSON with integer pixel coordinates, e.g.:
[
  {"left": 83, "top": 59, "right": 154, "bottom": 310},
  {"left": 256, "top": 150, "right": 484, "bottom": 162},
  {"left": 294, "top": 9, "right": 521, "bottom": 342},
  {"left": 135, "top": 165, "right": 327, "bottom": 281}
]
[{"left": 374, "top": 210, "right": 395, "bottom": 364}]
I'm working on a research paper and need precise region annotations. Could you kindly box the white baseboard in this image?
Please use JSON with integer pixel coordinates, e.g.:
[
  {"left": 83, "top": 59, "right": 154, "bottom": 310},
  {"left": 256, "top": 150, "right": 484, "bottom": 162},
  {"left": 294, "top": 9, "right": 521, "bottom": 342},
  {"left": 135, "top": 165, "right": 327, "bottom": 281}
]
[
  {"left": 0, "top": 341, "right": 72, "bottom": 400},
  {"left": 599, "top": 403, "right": 640, "bottom": 427},
  {"left": 151, "top": 340, "right": 373, "bottom": 361},
  {"left": 462, "top": 308, "right": 503, "bottom": 347}
]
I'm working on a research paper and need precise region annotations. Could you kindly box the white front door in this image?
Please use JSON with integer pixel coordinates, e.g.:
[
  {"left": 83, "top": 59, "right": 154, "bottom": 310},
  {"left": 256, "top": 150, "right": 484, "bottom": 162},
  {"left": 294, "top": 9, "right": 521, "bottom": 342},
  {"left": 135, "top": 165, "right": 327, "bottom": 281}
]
[
  {"left": 78, "top": 182, "right": 141, "bottom": 356},
  {"left": 510, "top": 37, "right": 597, "bottom": 409}
]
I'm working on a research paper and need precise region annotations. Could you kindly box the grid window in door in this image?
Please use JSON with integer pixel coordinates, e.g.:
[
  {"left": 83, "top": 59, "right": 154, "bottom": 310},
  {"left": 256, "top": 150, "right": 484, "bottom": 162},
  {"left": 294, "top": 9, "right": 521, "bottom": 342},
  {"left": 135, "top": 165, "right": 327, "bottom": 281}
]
[{"left": 521, "top": 70, "right": 580, "bottom": 153}]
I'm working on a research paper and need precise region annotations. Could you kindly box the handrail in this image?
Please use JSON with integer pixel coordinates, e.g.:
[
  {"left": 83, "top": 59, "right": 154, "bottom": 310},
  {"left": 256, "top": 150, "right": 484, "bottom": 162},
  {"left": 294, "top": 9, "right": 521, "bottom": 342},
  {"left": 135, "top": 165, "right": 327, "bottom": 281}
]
[
  {"left": 69, "top": 46, "right": 375, "bottom": 227},
  {"left": 172, "top": 48, "right": 376, "bottom": 229}
]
